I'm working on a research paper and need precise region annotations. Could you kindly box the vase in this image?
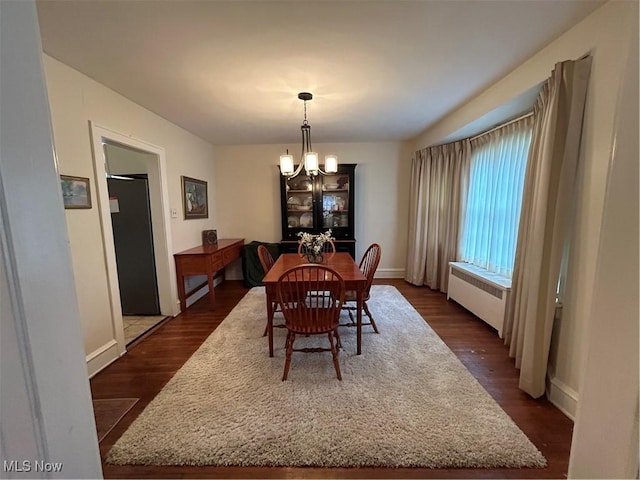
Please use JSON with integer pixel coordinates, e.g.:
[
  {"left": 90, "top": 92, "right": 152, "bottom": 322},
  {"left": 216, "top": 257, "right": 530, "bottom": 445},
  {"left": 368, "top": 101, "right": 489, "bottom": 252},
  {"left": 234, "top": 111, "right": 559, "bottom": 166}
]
[{"left": 305, "top": 252, "right": 323, "bottom": 264}]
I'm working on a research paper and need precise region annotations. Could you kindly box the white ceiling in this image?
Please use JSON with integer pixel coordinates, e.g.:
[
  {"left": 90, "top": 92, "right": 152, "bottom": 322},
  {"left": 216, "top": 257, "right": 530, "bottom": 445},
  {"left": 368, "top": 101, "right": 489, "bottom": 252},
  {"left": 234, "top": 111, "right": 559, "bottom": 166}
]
[{"left": 36, "top": 0, "right": 604, "bottom": 146}]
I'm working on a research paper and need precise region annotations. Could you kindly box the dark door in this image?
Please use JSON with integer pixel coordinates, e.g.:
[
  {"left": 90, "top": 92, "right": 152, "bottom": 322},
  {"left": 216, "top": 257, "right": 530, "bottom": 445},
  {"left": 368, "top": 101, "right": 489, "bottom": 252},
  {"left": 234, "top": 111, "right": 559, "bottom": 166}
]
[{"left": 108, "top": 176, "right": 160, "bottom": 315}]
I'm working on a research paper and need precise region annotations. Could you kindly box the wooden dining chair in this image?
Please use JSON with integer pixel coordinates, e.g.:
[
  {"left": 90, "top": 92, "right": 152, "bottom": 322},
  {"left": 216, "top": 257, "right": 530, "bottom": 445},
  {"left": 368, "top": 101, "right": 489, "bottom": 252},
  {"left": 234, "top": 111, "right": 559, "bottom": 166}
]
[
  {"left": 341, "top": 243, "right": 382, "bottom": 334},
  {"left": 276, "top": 265, "right": 345, "bottom": 381},
  {"left": 257, "top": 245, "right": 284, "bottom": 337},
  {"left": 257, "top": 245, "right": 275, "bottom": 275}
]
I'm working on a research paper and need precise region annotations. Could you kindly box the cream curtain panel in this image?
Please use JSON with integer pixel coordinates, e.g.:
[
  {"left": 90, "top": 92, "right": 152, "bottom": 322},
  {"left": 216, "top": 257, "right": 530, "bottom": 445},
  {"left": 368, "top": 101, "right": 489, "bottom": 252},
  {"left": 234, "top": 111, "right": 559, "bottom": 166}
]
[
  {"left": 405, "top": 140, "right": 470, "bottom": 292},
  {"left": 504, "top": 57, "right": 592, "bottom": 398}
]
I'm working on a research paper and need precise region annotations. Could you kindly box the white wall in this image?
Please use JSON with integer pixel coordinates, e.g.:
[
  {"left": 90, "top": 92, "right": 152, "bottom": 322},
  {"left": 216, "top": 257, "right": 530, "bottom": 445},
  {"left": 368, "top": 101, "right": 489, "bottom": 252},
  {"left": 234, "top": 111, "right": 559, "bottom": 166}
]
[
  {"left": 568, "top": 15, "right": 638, "bottom": 477},
  {"left": 105, "top": 142, "right": 153, "bottom": 174},
  {"left": 214, "top": 142, "right": 412, "bottom": 278},
  {"left": 411, "top": 0, "right": 637, "bottom": 418},
  {"left": 0, "top": 1, "right": 102, "bottom": 476},
  {"left": 43, "top": 55, "right": 218, "bottom": 374}
]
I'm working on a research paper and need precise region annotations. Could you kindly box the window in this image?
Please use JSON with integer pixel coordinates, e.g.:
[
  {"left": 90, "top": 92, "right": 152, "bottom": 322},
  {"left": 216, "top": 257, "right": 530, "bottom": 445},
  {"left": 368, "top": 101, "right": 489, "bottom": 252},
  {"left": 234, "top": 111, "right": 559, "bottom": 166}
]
[{"left": 459, "top": 117, "right": 533, "bottom": 277}]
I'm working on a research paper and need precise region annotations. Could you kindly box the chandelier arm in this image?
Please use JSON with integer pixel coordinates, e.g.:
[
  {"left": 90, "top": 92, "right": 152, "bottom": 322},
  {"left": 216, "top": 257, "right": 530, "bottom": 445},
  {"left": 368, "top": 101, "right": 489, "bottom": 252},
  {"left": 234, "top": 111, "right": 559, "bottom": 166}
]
[
  {"left": 301, "top": 124, "right": 307, "bottom": 160},
  {"left": 285, "top": 163, "right": 331, "bottom": 179},
  {"left": 286, "top": 160, "right": 305, "bottom": 180}
]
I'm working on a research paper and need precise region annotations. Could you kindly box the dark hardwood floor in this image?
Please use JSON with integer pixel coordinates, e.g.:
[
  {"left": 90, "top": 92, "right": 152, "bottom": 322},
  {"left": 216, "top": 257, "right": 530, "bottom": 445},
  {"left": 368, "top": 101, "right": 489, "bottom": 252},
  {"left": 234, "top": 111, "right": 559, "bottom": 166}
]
[{"left": 91, "top": 279, "right": 573, "bottom": 479}]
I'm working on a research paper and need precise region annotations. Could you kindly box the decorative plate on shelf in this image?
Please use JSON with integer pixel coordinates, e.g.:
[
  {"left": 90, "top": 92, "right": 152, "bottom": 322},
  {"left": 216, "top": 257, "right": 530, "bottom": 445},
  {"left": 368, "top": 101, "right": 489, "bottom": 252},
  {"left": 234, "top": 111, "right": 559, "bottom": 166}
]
[
  {"left": 300, "top": 212, "right": 313, "bottom": 227},
  {"left": 287, "top": 196, "right": 301, "bottom": 209},
  {"left": 303, "top": 195, "right": 313, "bottom": 207},
  {"left": 287, "top": 216, "right": 299, "bottom": 227}
]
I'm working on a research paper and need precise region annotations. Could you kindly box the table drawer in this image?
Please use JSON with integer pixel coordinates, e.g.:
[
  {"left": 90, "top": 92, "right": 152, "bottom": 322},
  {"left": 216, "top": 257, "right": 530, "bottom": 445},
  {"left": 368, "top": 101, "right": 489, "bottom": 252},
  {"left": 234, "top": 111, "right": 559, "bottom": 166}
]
[
  {"left": 209, "top": 252, "right": 223, "bottom": 271},
  {"left": 222, "top": 244, "right": 241, "bottom": 265},
  {"left": 178, "top": 255, "right": 207, "bottom": 275}
]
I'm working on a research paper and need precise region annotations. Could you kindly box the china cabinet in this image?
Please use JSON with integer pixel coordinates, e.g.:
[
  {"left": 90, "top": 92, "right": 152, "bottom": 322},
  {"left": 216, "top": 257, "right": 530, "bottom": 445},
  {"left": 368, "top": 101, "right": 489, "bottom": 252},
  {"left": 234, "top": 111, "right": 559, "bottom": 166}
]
[{"left": 279, "top": 164, "right": 356, "bottom": 257}]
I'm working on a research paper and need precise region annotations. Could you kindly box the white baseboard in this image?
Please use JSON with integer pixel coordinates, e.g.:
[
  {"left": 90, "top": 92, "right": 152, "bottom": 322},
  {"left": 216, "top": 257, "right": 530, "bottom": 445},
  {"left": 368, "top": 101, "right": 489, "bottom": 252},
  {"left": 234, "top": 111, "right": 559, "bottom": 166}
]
[
  {"left": 547, "top": 375, "right": 578, "bottom": 420},
  {"left": 186, "top": 285, "right": 209, "bottom": 308},
  {"left": 86, "top": 339, "right": 121, "bottom": 378},
  {"left": 375, "top": 268, "right": 405, "bottom": 279},
  {"left": 183, "top": 276, "right": 225, "bottom": 309}
]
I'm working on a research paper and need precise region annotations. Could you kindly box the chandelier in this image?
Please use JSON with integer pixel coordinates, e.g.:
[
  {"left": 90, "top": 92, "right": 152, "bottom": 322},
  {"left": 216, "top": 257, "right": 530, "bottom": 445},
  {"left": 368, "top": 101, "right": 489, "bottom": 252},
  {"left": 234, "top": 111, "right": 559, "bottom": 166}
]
[{"left": 279, "top": 92, "right": 338, "bottom": 178}]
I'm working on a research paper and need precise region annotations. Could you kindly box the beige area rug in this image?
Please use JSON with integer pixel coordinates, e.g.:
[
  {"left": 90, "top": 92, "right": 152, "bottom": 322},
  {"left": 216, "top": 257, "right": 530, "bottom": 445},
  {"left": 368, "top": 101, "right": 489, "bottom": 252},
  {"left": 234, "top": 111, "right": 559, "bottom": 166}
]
[{"left": 107, "top": 286, "right": 546, "bottom": 468}]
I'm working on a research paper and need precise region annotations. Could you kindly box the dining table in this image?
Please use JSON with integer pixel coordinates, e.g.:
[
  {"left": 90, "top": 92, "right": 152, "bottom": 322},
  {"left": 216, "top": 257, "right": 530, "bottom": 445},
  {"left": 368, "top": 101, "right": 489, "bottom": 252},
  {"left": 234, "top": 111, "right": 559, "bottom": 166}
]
[{"left": 261, "top": 252, "right": 367, "bottom": 356}]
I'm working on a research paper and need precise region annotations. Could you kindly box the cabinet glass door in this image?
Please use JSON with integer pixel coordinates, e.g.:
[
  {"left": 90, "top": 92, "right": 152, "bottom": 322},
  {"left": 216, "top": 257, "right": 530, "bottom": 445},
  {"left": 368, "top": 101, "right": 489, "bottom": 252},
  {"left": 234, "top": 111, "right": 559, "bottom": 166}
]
[
  {"left": 321, "top": 174, "right": 350, "bottom": 229},
  {"left": 285, "top": 175, "right": 314, "bottom": 230}
]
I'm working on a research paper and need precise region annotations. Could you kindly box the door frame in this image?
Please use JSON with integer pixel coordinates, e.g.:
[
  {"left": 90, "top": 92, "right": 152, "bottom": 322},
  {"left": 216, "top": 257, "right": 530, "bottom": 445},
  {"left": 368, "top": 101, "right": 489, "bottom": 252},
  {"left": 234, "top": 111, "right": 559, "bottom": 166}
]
[{"left": 89, "top": 123, "right": 178, "bottom": 358}]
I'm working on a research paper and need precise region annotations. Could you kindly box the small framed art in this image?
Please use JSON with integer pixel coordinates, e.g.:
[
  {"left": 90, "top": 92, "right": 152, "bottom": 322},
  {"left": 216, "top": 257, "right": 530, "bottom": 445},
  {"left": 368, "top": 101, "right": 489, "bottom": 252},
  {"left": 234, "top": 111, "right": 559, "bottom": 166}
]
[
  {"left": 60, "top": 175, "right": 91, "bottom": 209},
  {"left": 182, "top": 176, "right": 208, "bottom": 219}
]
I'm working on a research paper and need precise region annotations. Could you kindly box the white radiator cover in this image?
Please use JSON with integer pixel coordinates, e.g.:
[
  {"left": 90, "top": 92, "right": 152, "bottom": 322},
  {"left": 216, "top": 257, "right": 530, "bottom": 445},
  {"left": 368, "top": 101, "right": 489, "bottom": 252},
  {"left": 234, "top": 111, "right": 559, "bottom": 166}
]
[{"left": 447, "top": 262, "right": 511, "bottom": 338}]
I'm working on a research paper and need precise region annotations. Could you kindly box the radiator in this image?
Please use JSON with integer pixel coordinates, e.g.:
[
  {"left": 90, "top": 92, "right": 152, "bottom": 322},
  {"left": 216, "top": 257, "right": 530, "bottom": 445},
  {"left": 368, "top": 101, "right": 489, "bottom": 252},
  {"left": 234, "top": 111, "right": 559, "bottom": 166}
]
[{"left": 446, "top": 262, "right": 511, "bottom": 338}]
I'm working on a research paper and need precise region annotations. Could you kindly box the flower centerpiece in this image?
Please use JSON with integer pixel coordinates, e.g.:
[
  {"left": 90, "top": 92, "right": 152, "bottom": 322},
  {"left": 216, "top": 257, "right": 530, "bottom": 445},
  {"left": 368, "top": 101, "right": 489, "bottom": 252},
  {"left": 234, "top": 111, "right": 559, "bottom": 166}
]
[{"left": 297, "top": 229, "right": 333, "bottom": 263}]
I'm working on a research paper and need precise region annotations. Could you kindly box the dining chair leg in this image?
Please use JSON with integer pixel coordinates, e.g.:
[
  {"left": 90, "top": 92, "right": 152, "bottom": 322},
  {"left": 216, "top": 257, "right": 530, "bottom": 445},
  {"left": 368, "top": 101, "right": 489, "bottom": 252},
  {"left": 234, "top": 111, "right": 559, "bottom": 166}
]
[
  {"left": 344, "top": 304, "right": 378, "bottom": 332},
  {"left": 328, "top": 332, "right": 342, "bottom": 381},
  {"left": 282, "top": 332, "right": 295, "bottom": 381},
  {"left": 363, "top": 302, "right": 379, "bottom": 333},
  {"left": 334, "top": 330, "right": 342, "bottom": 350}
]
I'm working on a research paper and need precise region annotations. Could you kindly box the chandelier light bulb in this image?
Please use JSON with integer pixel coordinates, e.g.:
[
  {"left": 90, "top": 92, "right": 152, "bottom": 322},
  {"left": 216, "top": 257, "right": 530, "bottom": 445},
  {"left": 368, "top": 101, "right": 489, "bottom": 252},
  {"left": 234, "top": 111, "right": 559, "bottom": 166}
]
[
  {"left": 324, "top": 155, "right": 338, "bottom": 173},
  {"left": 304, "top": 152, "right": 319, "bottom": 173},
  {"left": 280, "top": 154, "right": 294, "bottom": 175},
  {"left": 280, "top": 92, "right": 339, "bottom": 178}
]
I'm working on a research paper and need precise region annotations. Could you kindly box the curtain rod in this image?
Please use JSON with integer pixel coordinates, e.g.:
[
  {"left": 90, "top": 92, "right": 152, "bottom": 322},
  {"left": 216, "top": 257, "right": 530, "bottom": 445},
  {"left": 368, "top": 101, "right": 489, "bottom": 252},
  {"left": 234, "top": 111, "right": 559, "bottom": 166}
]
[{"left": 469, "top": 111, "right": 534, "bottom": 142}]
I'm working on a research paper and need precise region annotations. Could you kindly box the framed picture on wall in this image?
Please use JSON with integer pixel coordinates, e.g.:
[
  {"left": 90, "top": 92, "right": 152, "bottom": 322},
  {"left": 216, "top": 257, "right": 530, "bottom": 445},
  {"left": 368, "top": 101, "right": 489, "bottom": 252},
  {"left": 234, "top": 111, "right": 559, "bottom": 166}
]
[
  {"left": 182, "top": 176, "right": 208, "bottom": 219},
  {"left": 60, "top": 175, "right": 92, "bottom": 209}
]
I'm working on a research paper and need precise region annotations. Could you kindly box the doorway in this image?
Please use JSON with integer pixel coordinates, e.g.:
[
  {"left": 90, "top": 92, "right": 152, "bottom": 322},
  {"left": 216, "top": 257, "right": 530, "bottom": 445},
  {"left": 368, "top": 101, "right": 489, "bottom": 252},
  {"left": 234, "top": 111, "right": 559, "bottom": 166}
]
[
  {"left": 89, "top": 123, "right": 178, "bottom": 362},
  {"left": 104, "top": 142, "right": 168, "bottom": 343},
  {"left": 106, "top": 174, "right": 160, "bottom": 316}
]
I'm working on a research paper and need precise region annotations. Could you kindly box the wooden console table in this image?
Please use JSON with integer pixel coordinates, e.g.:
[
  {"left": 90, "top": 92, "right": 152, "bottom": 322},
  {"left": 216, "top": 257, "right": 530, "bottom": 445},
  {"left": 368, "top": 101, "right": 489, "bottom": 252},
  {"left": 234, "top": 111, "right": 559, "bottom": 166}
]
[{"left": 174, "top": 238, "right": 244, "bottom": 312}]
